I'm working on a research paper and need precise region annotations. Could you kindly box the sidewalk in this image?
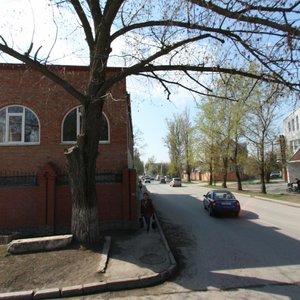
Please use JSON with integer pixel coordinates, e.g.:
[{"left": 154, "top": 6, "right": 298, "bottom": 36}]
[{"left": 0, "top": 215, "right": 177, "bottom": 300}]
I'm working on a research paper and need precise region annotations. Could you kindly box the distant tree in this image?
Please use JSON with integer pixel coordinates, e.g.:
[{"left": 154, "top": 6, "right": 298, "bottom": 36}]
[
  {"left": 243, "top": 83, "right": 283, "bottom": 193},
  {"left": 1, "top": 0, "right": 299, "bottom": 243},
  {"left": 133, "top": 149, "right": 144, "bottom": 176},
  {"left": 145, "top": 156, "right": 157, "bottom": 176},
  {"left": 181, "top": 108, "right": 195, "bottom": 182},
  {"left": 133, "top": 127, "right": 146, "bottom": 175},
  {"left": 165, "top": 115, "right": 185, "bottom": 177},
  {"left": 195, "top": 100, "right": 222, "bottom": 185}
]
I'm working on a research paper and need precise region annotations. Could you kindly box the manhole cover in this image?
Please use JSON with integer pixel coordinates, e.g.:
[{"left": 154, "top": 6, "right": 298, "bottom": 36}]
[{"left": 140, "top": 253, "right": 166, "bottom": 265}]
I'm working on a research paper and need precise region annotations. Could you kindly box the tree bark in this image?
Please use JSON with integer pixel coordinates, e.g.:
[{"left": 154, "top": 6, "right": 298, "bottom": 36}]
[
  {"left": 233, "top": 141, "right": 243, "bottom": 191},
  {"left": 222, "top": 157, "right": 228, "bottom": 188},
  {"left": 64, "top": 102, "right": 103, "bottom": 244}
]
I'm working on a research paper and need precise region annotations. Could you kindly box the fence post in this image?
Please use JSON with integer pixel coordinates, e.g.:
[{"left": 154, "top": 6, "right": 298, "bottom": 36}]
[{"left": 37, "top": 163, "right": 57, "bottom": 231}]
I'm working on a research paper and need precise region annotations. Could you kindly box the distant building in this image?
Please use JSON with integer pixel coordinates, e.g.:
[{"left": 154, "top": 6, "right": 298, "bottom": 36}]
[{"left": 283, "top": 107, "right": 300, "bottom": 154}]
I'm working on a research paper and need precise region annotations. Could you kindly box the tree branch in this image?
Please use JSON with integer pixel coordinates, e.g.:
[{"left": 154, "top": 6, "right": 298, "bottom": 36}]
[
  {"left": 188, "top": 0, "right": 300, "bottom": 37},
  {"left": 70, "top": 0, "right": 94, "bottom": 53}
]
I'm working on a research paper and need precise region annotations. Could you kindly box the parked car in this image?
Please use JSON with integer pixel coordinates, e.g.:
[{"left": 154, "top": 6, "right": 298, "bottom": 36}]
[
  {"left": 160, "top": 177, "right": 166, "bottom": 184},
  {"left": 144, "top": 176, "right": 151, "bottom": 183},
  {"left": 203, "top": 190, "right": 240, "bottom": 217},
  {"left": 170, "top": 178, "right": 182, "bottom": 187},
  {"left": 165, "top": 176, "right": 171, "bottom": 183},
  {"left": 270, "top": 171, "right": 282, "bottom": 178}
]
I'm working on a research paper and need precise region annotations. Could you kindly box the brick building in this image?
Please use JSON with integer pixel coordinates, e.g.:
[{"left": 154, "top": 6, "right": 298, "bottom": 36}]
[{"left": 0, "top": 63, "right": 137, "bottom": 235}]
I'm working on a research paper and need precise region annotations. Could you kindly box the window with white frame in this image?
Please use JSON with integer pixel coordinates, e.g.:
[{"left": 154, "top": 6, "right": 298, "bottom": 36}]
[
  {"left": 0, "top": 106, "right": 40, "bottom": 145},
  {"left": 288, "top": 121, "right": 291, "bottom": 132},
  {"left": 62, "top": 106, "right": 109, "bottom": 143}
]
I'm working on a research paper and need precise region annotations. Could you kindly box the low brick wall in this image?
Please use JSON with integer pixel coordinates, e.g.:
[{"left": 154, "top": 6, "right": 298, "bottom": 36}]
[{"left": 0, "top": 165, "right": 138, "bottom": 236}]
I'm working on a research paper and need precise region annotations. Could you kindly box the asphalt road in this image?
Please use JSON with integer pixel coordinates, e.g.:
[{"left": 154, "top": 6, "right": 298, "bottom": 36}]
[
  {"left": 145, "top": 181, "right": 300, "bottom": 298},
  {"left": 68, "top": 181, "right": 300, "bottom": 299}
]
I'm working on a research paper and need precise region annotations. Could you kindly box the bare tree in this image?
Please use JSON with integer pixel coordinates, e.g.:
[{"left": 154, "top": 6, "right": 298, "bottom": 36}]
[
  {"left": 1, "top": 0, "right": 299, "bottom": 243},
  {"left": 244, "top": 83, "right": 284, "bottom": 194},
  {"left": 165, "top": 115, "right": 185, "bottom": 177}
]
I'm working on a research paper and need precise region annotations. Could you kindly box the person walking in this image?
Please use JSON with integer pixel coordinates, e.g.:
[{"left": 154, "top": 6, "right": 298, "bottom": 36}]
[{"left": 140, "top": 192, "right": 154, "bottom": 233}]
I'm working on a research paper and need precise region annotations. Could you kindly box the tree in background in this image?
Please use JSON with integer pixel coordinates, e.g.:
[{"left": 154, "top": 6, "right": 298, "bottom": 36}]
[
  {"left": 1, "top": 0, "right": 299, "bottom": 243},
  {"left": 194, "top": 100, "right": 223, "bottom": 185},
  {"left": 182, "top": 108, "right": 195, "bottom": 182},
  {"left": 164, "top": 108, "right": 195, "bottom": 179},
  {"left": 133, "top": 127, "right": 146, "bottom": 175},
  {"left": 243, "top": 83, "right": 284, "bottom": 193},
  {"left": 144, "top": 156, "right": 158, "bottom": 176},
  {"left": 133, "top": 149, "right": 144, "bottom": 176},
  {"left": 165, "top": 115, "right": 185, "bottom": 177}
]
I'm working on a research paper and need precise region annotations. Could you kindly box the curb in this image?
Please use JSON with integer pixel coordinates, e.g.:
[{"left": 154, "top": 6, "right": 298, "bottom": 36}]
[{"left": 0, "top": 216, "right": 177, "bottom": 299}]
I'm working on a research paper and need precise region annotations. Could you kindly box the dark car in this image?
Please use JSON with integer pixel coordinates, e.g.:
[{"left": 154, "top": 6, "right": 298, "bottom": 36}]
[
  {"left": 160, "top": 177, "right": 166, "bottom": 184},
  {"left": 144, "top": 176, "right": 151, "bottom": 183},
  {"left": 203, "top": 190, "right": 240, "bottom": 217}
]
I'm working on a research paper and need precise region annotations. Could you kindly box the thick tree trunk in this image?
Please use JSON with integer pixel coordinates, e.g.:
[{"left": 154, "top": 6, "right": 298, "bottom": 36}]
[
  {"left": 65, "top": 102, "right": 103, "bottom": 245},
  {"left": 65, "top": 145, "right": 100, "bottom": 244}
]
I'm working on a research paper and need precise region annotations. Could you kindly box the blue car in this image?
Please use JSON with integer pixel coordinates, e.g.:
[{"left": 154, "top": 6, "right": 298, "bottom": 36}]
[{"left": 203, "top": 190, "right": 240, "bottom": 217}]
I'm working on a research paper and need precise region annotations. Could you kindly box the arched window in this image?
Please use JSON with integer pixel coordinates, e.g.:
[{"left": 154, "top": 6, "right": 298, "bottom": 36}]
[
  {"left": 62, "top": 106, "right": 109, "bottom": 143},
  {"left": 0, "top": 105, "right": 40, "bottom": 145}
]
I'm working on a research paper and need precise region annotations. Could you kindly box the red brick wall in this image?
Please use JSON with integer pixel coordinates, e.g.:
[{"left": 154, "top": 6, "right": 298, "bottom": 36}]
[
  {"left": 0, "top": 167, "right": 137, "bottom": 232},
  {"left": 0, "top": 186, "right": 39, "bottom": 228},
  {"left": 0, "top": 64, "right": 130, "bottom": 174},
  {"left": 0, "top": 64, "right": 137, "bottom": 233}
]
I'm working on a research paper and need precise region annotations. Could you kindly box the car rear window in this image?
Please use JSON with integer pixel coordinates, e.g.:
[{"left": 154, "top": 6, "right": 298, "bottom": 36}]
[{"left": 214, "top": 192, "right": 235, "bottom": 199}]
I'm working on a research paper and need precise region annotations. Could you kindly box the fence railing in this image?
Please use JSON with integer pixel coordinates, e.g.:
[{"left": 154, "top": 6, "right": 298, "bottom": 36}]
[
  {"left": 0, "top": 171, "right": 38, "bottom": 187},
  {"left": 56, "top": 172, "right": 123, "bottom": 185},
  {"left": 0, "top": 170, "right": 123, "bottom": 187}
]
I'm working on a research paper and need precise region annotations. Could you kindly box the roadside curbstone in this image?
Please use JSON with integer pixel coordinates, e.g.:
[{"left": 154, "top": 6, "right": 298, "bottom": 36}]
[
  {"left": 107, "top": 277, "right": 141, "bottom": 291},
  {"left": 138, "top": 273, "right": 161, "bottom": 287},
  {"left": 82, "top": 281, "right": 108, "bottom": 294},
  {"left": 33, "top": 288, "right": 60, "bottom": 299},
  {"left": 60, "top": 285, "right": 83, "bottom": 298},
  {"left": 0, "top": 290, "right": 33, "bottom": 300}
]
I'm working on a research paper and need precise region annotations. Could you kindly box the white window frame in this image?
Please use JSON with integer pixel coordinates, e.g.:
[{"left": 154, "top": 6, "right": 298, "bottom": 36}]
[
  {"left": 0, "top": 105, "right": 40, "bottom": 146},
  {"left": 61, "top": 106, "right": 110, "bottom": 144}
]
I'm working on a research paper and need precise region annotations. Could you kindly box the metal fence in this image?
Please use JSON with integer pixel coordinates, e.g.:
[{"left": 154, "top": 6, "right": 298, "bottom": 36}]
[
  {"left": 56, "top": 172, "right": 123, "bottom": 185},
  {"left": 0, "top": 171, "right": 123, "bottom": 187},
  {"left": 0, "top": 171, "right": 37, "bottom": 187}
]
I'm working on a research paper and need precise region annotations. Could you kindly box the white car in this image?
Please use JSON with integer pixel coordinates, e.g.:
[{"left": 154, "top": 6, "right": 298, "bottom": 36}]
[{"left": 170, "top": 178, "right": 182, "bottom": 187}]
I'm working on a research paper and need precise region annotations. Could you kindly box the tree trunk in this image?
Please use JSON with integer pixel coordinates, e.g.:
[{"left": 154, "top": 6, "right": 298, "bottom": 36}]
[
  {"left": 65, "top": 102, "right": 103, "bottom": 244},
  {"left": 65, "top": 145, "right": 100, "bottom": 244},
  {"left": 235, "top": 166, "right": 242, "bottom": 191},
  {"left": 260, "top": 140, "right": 267, "bottom": 194},
  {"left": 233, "top": 141, "right": 243, "bottom": 191},
  {"left": 209, "top": 159, "right": 213, "bottom": 186},
  {"left": 222, "top": 157, "right": 228, "bottom": 188}
]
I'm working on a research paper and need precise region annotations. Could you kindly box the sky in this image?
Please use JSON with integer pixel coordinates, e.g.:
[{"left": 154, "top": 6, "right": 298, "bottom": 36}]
[
  {"left": 127, "top": 77, "right": 197, "bottom": 163},
  {"left": 0, "top": 0, "right": 199, "bottom": 163},
  {"left": 0, "top": 0, "right": 295, "bottom": 163}
]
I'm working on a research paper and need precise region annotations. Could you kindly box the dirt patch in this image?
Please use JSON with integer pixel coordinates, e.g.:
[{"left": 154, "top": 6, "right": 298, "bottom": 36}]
[{"left": 0, "top": 242, "right": 105, "bottom": 293}]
